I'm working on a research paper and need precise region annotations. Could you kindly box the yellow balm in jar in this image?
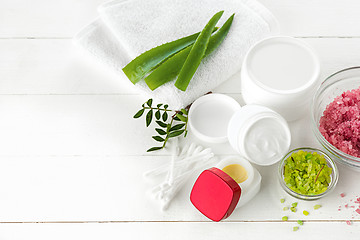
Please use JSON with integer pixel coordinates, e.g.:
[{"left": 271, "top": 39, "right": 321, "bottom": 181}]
[
  {"left": 216, "top": 156, "right": 261, "bottom": 208},
  {"left": 222, "top": 164, "right": 248, "bottom": 183}
]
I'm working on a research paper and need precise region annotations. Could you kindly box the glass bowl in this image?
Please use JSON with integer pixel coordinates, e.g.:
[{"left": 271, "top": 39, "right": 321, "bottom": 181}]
[
  {"left": 311, "top": 67, "right": 360, "bottom": 169},
  {"left": 278, "top": 148, "right": 338, "bottom": 200}
]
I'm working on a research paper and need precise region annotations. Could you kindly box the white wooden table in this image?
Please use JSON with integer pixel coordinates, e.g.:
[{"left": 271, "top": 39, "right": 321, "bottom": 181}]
[{"left": 1, "top": 0, "right": 360, "bottom": 239}]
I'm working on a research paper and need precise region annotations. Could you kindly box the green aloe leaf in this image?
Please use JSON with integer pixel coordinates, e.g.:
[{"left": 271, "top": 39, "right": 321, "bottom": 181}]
[
  {"left": 145, "top": 13, "right": 234, "bottom": 91},
  {"left": 123, "top": 32, "right": 202, "bottom": 84},
  {"left": 175, "top": 11, "right": 224, "bottom": 91}
]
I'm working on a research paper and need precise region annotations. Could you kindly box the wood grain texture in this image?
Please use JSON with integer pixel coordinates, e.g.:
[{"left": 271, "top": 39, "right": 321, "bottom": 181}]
[
  {"left": 0, "top": 222, "right": 358, "bottom": 239},
  {"left": 0, "top": 38, "right": 360, "bottom": 94},
  {"left": 1, "top": 0, "right": 360, "bottom": 37},
  {"left": 1, "top": 0, "right": 360, "bottom": 238},
  {"left": 0, "top": 154, "right": 358, "bottom": 221}
]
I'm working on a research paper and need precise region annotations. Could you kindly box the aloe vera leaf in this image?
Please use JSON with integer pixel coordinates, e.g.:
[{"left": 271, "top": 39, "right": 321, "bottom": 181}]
[
  {"left": 145, "top": 13, "right": 234, "bottom": 91},
  {"left": 174, "top": 11, "right": 224, "bottom": 91},
  {"left": 123, "top": 32, "right": 206, "bottom": 84}
]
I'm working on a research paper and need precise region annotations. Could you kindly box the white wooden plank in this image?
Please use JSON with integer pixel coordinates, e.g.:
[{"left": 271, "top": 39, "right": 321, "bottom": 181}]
[
  {"left": 1, "top": 0, "right": 360, "bottom": 37},
  {"left": 0, "top": 95, "right": 241, "bottom": 156},
  {"left": 0, "top": 93, "right": 321, "bottom": 157},
  {"left": 1, "top": 38, "right": 360, "bottom": 94},
  {"left": 257, "top": 0, "right": 360, "bottom": 37},
  {"left": 0, "top": 222, "right": 358, "bottom": 240},
  {"left": 0, "top": 154, "right": 358, "bottom": 221},
  {"left": 0, "top": 0, "right": 106, "bottom": 38},
  {"left": 0, "top": 39, "right": 138, "bottom": 95}
]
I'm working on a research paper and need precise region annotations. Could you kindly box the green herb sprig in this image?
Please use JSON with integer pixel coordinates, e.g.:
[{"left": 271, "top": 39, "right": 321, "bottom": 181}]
[{"left": 133, "top": 99, "right": 189, "bottom": 152}]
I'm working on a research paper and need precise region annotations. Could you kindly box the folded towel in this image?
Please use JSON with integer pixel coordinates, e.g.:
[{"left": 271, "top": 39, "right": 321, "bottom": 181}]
[{"left": 74, "top": 0, "right": 278, "bottom": 109}]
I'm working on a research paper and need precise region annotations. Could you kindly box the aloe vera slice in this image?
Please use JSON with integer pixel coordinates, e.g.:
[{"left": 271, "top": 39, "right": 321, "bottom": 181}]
[
  {"left": 145, "top": 14, "right": 234, "bottom": 91},
  {"left": 122, "top": 32, "right": 201, "bottom": 84},
  {"left": 174, "top": 11, "right": 224, "bottom": 91}
]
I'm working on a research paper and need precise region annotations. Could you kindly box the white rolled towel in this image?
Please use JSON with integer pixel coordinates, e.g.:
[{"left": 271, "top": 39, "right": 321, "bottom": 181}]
[{"left": 74, "top": 0, "right": 278, "bottom": 109}]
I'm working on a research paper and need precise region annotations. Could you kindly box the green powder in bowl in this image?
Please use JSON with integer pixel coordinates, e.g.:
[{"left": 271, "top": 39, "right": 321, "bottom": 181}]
[{"left": 278, "top": 148, "right": 338, "bottom": 200}]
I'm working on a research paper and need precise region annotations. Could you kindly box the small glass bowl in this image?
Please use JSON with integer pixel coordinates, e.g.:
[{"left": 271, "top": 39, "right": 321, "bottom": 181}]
[
  {"left": 278, "top": 147, "right": 339, "bottom": 200},
  {"left": 311, "top": 67, "right": 360, "bottom": 170}
]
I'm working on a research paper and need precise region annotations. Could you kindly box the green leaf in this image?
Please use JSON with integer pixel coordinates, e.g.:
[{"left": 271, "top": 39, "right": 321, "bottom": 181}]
[
  {"left": 133, "top": 108, "right": 145, "bottom": 118},
  {"left": 155, "top": 128, "right": 167, "bottom": 135},
  {"left": 122, "top": 32, "right": 203, "bottom": 84},
  {"left": 155, "top": 110, "right": 161, "bottom": 120},
  {"left": 157, "top": 104, "right": 163, "bottom": 108},
  {"left": 175, "top": 11, "right": 224, "bottom": 91},
  {"left": 176, "top": 113, "right": 187, "bottom": 122},
  {"left": 152, "top": 136, "right": 165, "bottom": 142},
  {"left": 147, "top": 146, "right": 163, "bottom": 152},
  {"left": 162, "top": 111, "right": 168, "bottom": 121},
  {"left": 146, "top": 109, "right": 153, "bottom": 127},
  {"left": 144, "top": 14, "right": 233, "bottom": 91},
  {"left": 167, "top": 124, "right": 172, "bottom": 131},
  {"left": 181, "top": 109, "right": 188, "bottom": 115},
  {"left": 169, "top": 123, "right": 185, "bottom": 131},
  {"left": 168, "top": 130, "right": 185, "bottom": 138},
  {"left": 164, "top": 104, "right": 168, "bottom": 109},
  {"left": 156, "top": 121, "right": 167, "bottom": 128},
  {"left": 147, "top": 99, "right": 153, "bottom": 107}
]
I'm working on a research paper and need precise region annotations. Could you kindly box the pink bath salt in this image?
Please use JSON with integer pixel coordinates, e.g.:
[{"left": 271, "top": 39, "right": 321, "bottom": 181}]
[
  {"left": 319, "top": 86, "right": 360, "bottom": 158},
  {"left": 356, "top": 208, "right": 360, "bottom": 215},
  {"left": 345, "top": 204, "right": 349, "bottom": 208},
  {"left": 346, "top": 220, "right": 352, "bottom": 225},
  {"left": 340, "top": 193, "right": 346, "bottom": 198}
]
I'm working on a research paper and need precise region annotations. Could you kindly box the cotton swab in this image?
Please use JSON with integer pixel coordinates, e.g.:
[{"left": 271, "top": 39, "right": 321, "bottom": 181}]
[{"left": 145, "top": 143, "right": 216, "bottom": 211}]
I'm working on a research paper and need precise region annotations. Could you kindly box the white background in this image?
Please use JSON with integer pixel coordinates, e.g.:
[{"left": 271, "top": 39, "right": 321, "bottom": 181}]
[{"left": 0, "top": 0, "right": 360, "bottom": 239}]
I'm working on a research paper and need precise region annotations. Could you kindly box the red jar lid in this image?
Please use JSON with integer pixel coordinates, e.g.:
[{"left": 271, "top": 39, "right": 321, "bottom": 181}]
[{"left": 190, "top": 167, "right": 241, "bottom": 222}]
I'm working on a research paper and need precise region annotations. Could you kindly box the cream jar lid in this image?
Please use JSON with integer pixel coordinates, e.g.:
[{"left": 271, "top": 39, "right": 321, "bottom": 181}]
[
  {"left": 188, "top": 94, "right": 241, "bottom": 143},
  {"left": 244, "top": 36, "right": 320, "bottom": 95}
]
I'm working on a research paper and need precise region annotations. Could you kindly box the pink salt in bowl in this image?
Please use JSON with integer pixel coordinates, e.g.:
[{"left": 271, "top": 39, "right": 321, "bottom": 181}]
[{"left": 311, "top": 67, "right": 360, "bottom": 170}]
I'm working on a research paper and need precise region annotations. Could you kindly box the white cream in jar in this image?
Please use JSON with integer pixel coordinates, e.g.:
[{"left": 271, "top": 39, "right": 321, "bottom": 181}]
[
  {"left": 188, "top": 94, "right": 291, "bottom": 166},
  {"left": 228, "top": 105, "right": 291, "bottom": 165},
  {"left": 242, "top": 116, "right": 290, "bottom": 165}
]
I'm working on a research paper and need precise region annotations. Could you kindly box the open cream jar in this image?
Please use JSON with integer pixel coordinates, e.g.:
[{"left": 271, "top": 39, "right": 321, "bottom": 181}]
[
  {"left": 188, "top": 94, "right": 291, "bottom": 165},
  {"left": 190, "top": 156, "right": 261, "bottom": 221}
]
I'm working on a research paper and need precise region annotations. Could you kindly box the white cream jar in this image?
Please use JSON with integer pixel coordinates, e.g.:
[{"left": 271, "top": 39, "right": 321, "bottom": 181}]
[
  {"left": 241, "top": 36, "right": 320, "bottom": 121},
  {"left": 188, "top": 94, "right": 291, "bottom": 166},
  {"left": 227, "top": 105, "right": 291, "bottom": 166}
]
